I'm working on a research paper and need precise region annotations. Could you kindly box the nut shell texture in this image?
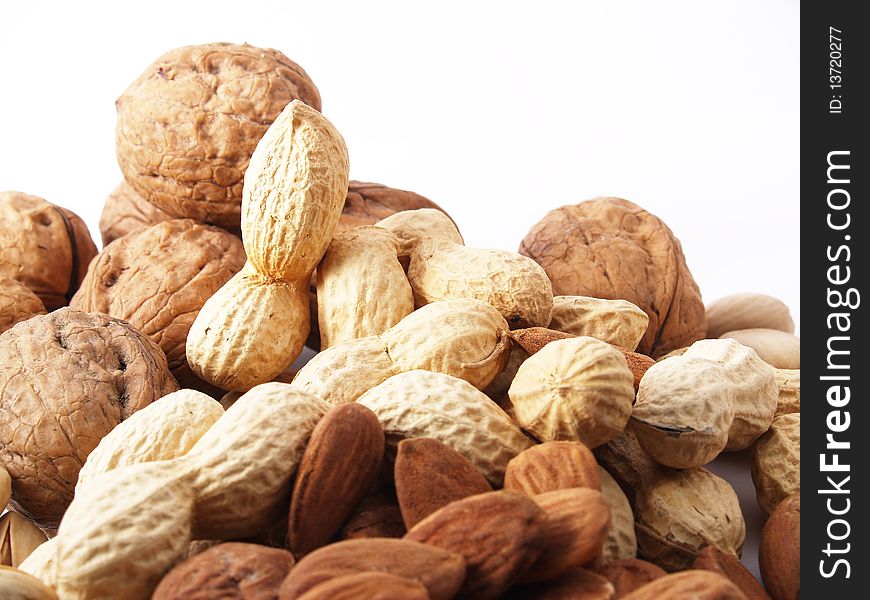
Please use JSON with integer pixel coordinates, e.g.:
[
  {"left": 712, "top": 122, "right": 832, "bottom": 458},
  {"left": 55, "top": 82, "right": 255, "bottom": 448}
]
[
  {"left": 358, "top": 370, "right": 534, "bottom": 486},
  {"left": 0, "top": 277, "right": 45, "bottom": 335},
  {"left": 549, "top": 295, "right": 649, "bottom": 351},
  {"left": 71, "top": 219, "right": 245, "bottom": 391},
  {"left": 508, "top": 337, "right": 635, "bottom": 448},
  {"left": 0, "top": 192, "right": 97, "bottom": 310},
  {"left": 116, "top": 43, "right": 321, "bottom": 229},
  {"left": 773, "top": 369, "right": 800, "bottom": 417},
  {"left": 339, "top": 181, "right": 453, "bottom": 233},
  {"left": 98, "top": 181, "right": 174, "bottom": 246},
  {"left": 0, "top": 308, "right": 178, "bottom": 528},
  {"left": 0, "top": 566, "right": 59, "bottom": 600},
  {"left": 520, "top": 197, "right": 706, "bottom": 357},
  {"left": 751, "top": 413, "right": 800, "bottom": 514},
  {"left": 599, "top": 467, "right": 638, "bottom": 563},
  {"left": 705, "top": 293, "right": 794, "bottom": 339}
]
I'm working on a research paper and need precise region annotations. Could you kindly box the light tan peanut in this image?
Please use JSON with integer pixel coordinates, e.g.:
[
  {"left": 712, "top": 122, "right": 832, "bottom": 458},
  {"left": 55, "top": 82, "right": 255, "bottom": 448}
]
[
  {"left": 378, "top": 209, "right": 554, "bottom": 328},
  {"left": 705, "top": 293, "right": 795, "bottom": 339},
  {"left": 683, "top": 338, "right": 778, "bottom": 450},
  {"left": 0, "top": 512, "right": 48, "bottom": 568},
  {"left": 0, "top": 566, "right": 58, "bottom": 600},
  {"left": 76, "top": 389, "right": 223, "bottom": 492},
  {"left": 630, "top": 357, "right": 734, "bottom": 468},
  {"left": 507, "top": 337, "right": 635, "bottom": 448},
  {"left": 549, "top": 295, "right": 649, "bottom": 351},
  {"left": 719, "top": 328, "right": 800, "bottom": 369},
  {"left": 751, "top": 413, "right": 800, "bottom": 514},
  {"left": 599, "top": 467, "right": 638, "bottom": 563},
  {"left": 187, "top": 100, "right": 349, "bottom": 391},
  {"left": 317, "top": 227, "right": 413, "bottom": 349},
  {"left": 357, "top": 370, "right": 534, "bottom": 486},
  {"left": 773, "top": 369, "right": 800, "bottom": 417},
  {"left": 17, "top": 540, "right": 56, "bottom": 587},
  {"left": 293, "top": 298, "right": 511, "bottom": 405}
]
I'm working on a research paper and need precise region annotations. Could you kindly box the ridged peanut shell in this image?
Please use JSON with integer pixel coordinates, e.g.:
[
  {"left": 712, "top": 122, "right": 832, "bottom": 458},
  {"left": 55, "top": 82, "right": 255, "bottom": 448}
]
[
  {"left": 0, "top": 277, "right": 45, "bottom": 335},
  {"left": 630, "top": 357, "right": 734, "bottom": 468},
  {"left": 358, "top": 370, "right": 534, "bottom": 486},
  {"left": 187, "top": 263, "right": 310, "bottom": 391},
  {"left": 186, "top": 382, "right": 329, "bottom": 538},
  {"left": 17, "top": 539, "right": 56, "bottom": 587},
  {"left": 759, "top": 493, "right": 799, "bottom": 600},
  {"left": 504, "top": 441, "right": 601, "bottom": 495},
  {"left": 751, "top": 413, "right": 800, "bottom": 514},
  {"left": 295, "top": 572, "right": 429, "bottom": 600},
  {"left": 279, "top": 538, "right": 466, "bottom": 600},
  {"left": 376, "top": 208, "right": 464, "bottom": 262},
  {"left": 0, "top": 566, "right": 59, "bottom": 600},
  {"left": 719, "top": 329, "right": 800, "bottom": 369},
  {"left": 634, "top": 467, "right": 745, "bottom": 571},
  {"left": 76, "top": 389, "right": 223, "bottom": 492},
  {"left": 549, "top": 296, "right": 649, "bottom": 351},
  {"left": 317, "top": 226, "right": 413, "bottom": 349},
  {"left": 683, "top": 338, "right": 778, "bottom": 450},
  {"left": 773, "top": 369, "right": 800, "bottom": 417},
  {"left": 404, "top": 490, "right": 547, "bottom": 599},
  {"left": 54, "top": 461, "right": 195, "bottom": 600},
  {"left": 621, "top": 570, "right": 746, "bottom": 600},
  {"left": 508, "top": 337, "right": 635, "bottom": 448},
  {"left": 705, "top": 293, "right": 794, "bottom": 339},
  {"left": 242, "top": 100, "right": 349, "bottom": 281},
  {"left": 599, "top": 467, "right": 638, "bottom": 563}
]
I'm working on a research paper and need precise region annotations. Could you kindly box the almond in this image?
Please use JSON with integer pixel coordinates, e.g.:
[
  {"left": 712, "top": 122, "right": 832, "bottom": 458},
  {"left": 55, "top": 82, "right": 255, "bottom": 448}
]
[
  {"left": 506, "top": 568, "right": 615, "bottom": 599},
  {"left": 278, "top": 538, "right": 465, "bottom": 600},
  {"left": 504, "top": 441, "right": 600, "bottom": 494},
  {"left": 395, "top": 437, "right": 492, "bottom": 529},
  {"left": 618, "top": 348, "right": 655, "bottom": 391},
  {"left": 596, "top": 559, "right": 667, "bottom": 599},
  {"left": 759, "top": 493, "right": 799, "bottom": 600},
  {"left": 523, "top": 488, "right": 611, "bottom": 582},
  {"left": 404, "top": 490, "right": 547, "bottom": 599},
  {"left": 287, "top": 403, "right": 385, "bottom": 556},
  {"left": 620, "top": 570, "right": 747, "bottom": 600},
  {"left": 295, "top": 572, "right": 429, "bottom": 600},
  {"left": 509, "top": 327, "right": 574, "bottom": 355},
  {"left": 339, "top": 491, "right": 406, "bottom": 540},
  {"left": 693, "top": 546, "right": 770, "bottom": 600}
]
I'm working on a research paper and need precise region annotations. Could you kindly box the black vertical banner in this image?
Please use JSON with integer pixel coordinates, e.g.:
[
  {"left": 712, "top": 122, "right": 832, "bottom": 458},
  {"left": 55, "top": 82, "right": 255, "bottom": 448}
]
[{"left": 803, "top": 2, "right": 868, "bottom": 598}]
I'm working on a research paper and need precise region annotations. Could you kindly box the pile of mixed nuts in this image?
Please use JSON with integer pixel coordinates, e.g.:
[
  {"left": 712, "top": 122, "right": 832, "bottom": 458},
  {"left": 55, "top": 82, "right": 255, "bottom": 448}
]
[{"left": 0, "top": 42, "right": 799, "bottom": 600}]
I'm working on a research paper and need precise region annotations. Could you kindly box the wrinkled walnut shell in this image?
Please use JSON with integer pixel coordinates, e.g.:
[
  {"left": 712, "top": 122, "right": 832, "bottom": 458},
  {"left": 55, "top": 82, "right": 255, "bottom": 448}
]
[
  {"left": 116, "top": 43, "right": 321, "bottom": 229},
  {"left": 0, "top": 277, "right": 46, "bottom": 335},
  {"left": 98, "top": 181, "right": 175, "bottom": 246},
  {"left": 520, "top": 197, "right": 706, "bottom": 357},
  {"left": 0, "top": 192, "right": 98, "bottom": 310},
  {"left": 71, "top": 219, "right": 246, "bottom": 393},
  {"left": 339, "top": 181, "right": 455, "bottom": 233},
  {"left": 0, "top": 308, "right": 178, "bottom": 528}
]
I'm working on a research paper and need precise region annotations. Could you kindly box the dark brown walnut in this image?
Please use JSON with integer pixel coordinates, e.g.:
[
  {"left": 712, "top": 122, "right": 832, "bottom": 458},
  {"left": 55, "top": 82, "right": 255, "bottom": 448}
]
[
  {"left": 71, "top": 219, "right": 245, "bottom": 393},
  {"left": 506, "top": 568, "right": 616, "bottom": 600},
  {"left": 98, "top": 181, "right": 175, "bottom": 245},
  {"left": 153, "top": 542, "right": 295, "bottom": 600},
  {"left": 693, "top": 547, "right": 771, "bottom": 600},
  {"left": 0, "top": 192, "right": 98, "bottom": 310},
  {"left": 295, "top": 572, "right": 429, "bottom": 600},
  {"left": 519, "top": 197, "right": 706, "bottom": 358},
  {"left": 279, "top": 538, "right": 466, "bottom": 600},
  {"left": 0, "top": 308, "right": 178, "bottom": 528},
  {"left": 0, "top": 277, "right": 46, "bottom": 334},
  {"left": 759, "top": 493, "right": 799, "bottom": 600},
  {"left": 394, "top": 437, "right": 492, "bottom": 529},
  {"left": 596, "top": 559, "right": 667, "bottom": 599},
  {"left": 339, "top": 490, "right": 407, "bottom": 540},
  {"left": 116, "top": 42, "right": 321, "bottom": 229}
]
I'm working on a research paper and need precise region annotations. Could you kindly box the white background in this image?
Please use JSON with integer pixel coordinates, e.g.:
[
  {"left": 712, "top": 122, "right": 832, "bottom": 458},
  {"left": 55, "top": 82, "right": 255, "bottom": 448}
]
[{"left": 2, "top": 0, "right": 799, "bottom": 579}]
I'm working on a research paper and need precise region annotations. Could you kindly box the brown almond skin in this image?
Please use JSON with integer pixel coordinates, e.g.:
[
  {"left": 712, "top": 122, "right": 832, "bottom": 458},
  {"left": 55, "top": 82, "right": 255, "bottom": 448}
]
[
  {"left": 288, "top": 404, "right": 385, "bottom": 556},
  {"left": 404, "top": 490, "right": 547, "bottom": 599},
  {"left": 507, "top": 568, "right": 616, "bottom": 599},
  {"left": 694, "top": 547, "right": 771, "bottom": 600},
  {"left": 339, "top": 491, "right": 406, "bottom": 540},
  {"left": 278, "top": 538, "right": 465, "bottom": 600},
  {"left": 522, "top": 488, "right": 611, "bottom": 582},
  {"left": 153, "top": 542, "right": 295, "bottom": 600},
  {"left": 617, "top": 348, "right": 655, "bottom": 391},
  {"left": 620, "top": 570, "right": 747, "bottom": 600},
  {"left": 295, "top": 572, "right": 429, "bottom": 600},
  {"left": 759, "top": 493, "right": 799, "bottom": 600},
  {"left": 395, "top": 437, "right": 492, "bottom": 529},
  {"left": 596, "top": 559, "right": 667, "bottom": 599},
  {"left": 505, "top": 441, "right": 601, "bottom": 494}
]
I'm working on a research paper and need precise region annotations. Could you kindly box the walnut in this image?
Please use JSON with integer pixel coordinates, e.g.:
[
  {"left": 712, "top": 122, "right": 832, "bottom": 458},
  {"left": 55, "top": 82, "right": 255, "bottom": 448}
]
[
  {"left": 0, "top": 277, "right": 46, "bottom": 334},
  {"left": 98, "top": 181, "right": 174, "bottom": 246},
  {"left": 71, "top": 219, "right": 245, "bottom": 394},
  {"left": 339, "top": 181, "right": 455, "bottom": 233},
  {"left": 0, "top": 192, "right": 98, "bottom": 310},
  {"left": 0, "top": 308, "right": 178, "bottom": 529},
  {"left": 115, "top": 43, "right": 321, "bottom": 229},
  {"left": 520, "top": 197, "right": 706, "bottom": 357}
]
